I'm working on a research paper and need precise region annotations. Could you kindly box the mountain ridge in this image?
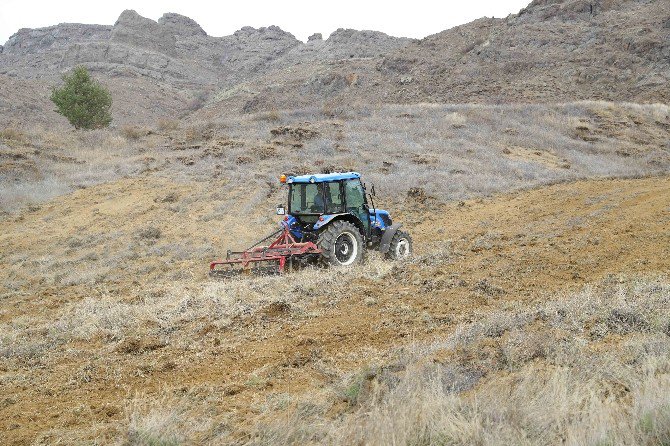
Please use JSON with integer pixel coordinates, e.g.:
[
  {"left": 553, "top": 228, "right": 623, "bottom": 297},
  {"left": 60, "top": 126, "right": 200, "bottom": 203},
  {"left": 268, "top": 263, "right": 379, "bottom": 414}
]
[{"left": 0, "top": 0, "right": 667, "bottom": 127}]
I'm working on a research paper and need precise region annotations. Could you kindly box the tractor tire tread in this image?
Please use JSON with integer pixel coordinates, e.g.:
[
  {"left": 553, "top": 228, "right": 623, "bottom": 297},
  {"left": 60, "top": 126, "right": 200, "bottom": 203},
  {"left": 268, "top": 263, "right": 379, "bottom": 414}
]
[
  {"left": 386, "top": 229, "right": 413, "bottom": 260},
  {"left": 317, "top": 220, "right": 365, "bottom": 266}
]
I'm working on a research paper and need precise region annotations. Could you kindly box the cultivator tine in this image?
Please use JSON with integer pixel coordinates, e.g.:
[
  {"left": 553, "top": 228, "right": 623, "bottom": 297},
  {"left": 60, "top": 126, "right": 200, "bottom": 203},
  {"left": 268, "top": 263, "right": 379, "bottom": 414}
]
[
  {"left": 208, "top": 268, "right": 241, "bottom": 279},
  {"left": 209, "top": 227, "right": 321, "bottom": 280}
]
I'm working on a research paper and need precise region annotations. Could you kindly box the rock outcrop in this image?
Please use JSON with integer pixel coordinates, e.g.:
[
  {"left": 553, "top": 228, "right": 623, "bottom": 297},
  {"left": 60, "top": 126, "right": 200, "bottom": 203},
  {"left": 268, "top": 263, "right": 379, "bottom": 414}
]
[
  {"left": 111, "top": 10, "right": 177, "bottom": 55},
  {"left": 1, "top": 23, "right": 111, "bottom": 55},
  {"left": 158, "top": 13, "right": 207, "bottom": 37}
]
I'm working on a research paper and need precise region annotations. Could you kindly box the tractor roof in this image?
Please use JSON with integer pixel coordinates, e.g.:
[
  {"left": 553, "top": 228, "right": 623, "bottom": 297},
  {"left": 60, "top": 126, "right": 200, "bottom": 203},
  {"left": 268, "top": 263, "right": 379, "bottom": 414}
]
[{"left": 288, "top": 172, "right": 360, "bottom": 184}]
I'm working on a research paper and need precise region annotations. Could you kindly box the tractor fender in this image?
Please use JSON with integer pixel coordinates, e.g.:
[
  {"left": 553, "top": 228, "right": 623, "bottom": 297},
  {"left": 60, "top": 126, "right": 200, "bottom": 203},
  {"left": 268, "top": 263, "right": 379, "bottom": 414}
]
[
  {"left": 379, "top": 223, "right": 403, "bottom": 254},
  {"left": 312, "top": 213, "right": 340, "bottom": 230},
  {"left": 313, "top": 213, "right": 366, "bottom": 235}
]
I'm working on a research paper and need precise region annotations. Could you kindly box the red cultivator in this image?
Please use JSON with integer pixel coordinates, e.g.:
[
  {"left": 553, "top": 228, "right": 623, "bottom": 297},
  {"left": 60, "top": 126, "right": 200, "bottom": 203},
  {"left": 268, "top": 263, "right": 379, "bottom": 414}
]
[{"left": 209, "top": 227, "right": 322, "bottom": 278}]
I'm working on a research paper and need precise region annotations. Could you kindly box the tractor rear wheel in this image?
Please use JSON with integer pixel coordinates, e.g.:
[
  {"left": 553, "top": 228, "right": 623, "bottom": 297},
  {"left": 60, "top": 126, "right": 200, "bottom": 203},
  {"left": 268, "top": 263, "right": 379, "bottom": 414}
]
[
  {"left": 317, "top": 220, "right": 364, "bottom": 267},
  {"left": 386, "top": 230, "right": 413, "bottom": 260}
]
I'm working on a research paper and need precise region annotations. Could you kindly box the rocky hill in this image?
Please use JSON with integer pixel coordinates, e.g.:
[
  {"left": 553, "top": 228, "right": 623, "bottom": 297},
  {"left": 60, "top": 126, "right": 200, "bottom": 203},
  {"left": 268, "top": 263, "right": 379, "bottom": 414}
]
[
  {"left": 0, "top": 0, "right": 668, "bottom": 126},
  {"left": 0, "top": 10, "right": 409, "bottom": 125},
  {"left": 198, "top": 0, "right": 669, "bottom": 116},
  {"left": 379, "top": 0, "right": 670, "bottom": 104}
]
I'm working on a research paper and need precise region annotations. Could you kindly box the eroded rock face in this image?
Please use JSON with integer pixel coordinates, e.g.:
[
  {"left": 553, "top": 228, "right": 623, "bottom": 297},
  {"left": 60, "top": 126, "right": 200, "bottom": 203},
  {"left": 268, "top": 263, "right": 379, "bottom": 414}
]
[
  {"left": 326, "top": 28, "right": 412, "bottom": 57},
  {"left": 111, "top": 9, "right": 176, "bottom": 55},
  {"left": 158, "top": 13, "right": 207, "bottom": 38},
  {"left": 232, "top": 25, "right": 300, "bottom": 45},
  {"left": 2, "top": 24, "right": 111, "bottom": 55},
  {"left": 218, "top": 25, "right": 301, "bottom": 72},
  {"left": 275, "top": 27, "right": 412, "bottom": 66}
]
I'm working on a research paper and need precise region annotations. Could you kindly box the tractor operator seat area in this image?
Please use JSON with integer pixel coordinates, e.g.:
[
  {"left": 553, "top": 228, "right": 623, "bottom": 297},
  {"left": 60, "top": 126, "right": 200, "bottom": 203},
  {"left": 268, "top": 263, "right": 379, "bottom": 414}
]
[
  {"left": 289, "top": 183, "right": 326, "bottom": 214},
  {"left": 288, "top": 176, "right": 369, "bottom": 227}
]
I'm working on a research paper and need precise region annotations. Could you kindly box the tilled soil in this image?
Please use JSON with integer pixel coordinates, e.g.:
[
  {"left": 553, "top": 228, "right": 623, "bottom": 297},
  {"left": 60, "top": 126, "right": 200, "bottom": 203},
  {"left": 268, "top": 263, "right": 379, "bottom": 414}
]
[{"left": 0, "top": 175, "right": 669, "bottom": 444}]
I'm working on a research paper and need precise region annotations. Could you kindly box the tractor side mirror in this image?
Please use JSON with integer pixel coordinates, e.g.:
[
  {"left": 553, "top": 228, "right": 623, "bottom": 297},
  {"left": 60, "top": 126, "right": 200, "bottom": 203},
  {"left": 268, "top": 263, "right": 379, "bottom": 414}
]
[{"left": 276, "top": 205, "right": 286, "bottom": 215}]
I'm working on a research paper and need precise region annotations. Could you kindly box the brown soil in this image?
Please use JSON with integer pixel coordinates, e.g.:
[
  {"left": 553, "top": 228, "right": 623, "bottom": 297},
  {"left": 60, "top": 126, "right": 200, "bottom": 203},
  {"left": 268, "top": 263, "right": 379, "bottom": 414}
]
[{"left": 1, "top": 175, "right": 669, "bottom": 444}]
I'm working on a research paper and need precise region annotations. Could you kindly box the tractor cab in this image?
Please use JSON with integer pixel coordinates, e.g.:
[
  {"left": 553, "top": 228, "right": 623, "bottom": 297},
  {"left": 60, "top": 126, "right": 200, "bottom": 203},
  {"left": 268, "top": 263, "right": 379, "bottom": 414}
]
[
  {"left": 276, "top": 172, "right": 411, "bottom": 266},
  {"left": 280, "top": 172, "right": 381, "bottom": 243}
]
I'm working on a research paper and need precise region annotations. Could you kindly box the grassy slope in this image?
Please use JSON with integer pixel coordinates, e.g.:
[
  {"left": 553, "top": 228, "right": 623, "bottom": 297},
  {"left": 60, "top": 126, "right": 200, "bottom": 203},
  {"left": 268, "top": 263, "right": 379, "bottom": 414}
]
[
  {"left": 1, "top": 174, "right": 669, "bottom": 444},
  {"left": 0, "top": 102, "right": 668, "bottom": 444},
  {"left": 2, "top": 102, "right": 668, "bottom": 213}
]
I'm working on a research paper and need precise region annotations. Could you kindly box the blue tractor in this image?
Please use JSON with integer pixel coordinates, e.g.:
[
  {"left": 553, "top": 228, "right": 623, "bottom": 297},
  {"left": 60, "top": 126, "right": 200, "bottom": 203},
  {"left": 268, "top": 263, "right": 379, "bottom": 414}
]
[{"left": 210, "top": 172, "right": 412, "bottom": 276}]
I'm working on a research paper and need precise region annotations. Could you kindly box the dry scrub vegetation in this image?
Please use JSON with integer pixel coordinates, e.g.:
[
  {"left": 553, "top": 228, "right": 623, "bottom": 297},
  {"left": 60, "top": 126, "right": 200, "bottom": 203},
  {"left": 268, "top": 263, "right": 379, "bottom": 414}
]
[
  {"left": 0, "top": 101, "right": 669, "bottom": 445},
  {"left": 1, "top": 170, "right": 669, "bottom": 444},
  {"left": 1, "top": 101, "right": 668, "bottom": 213},
  {"left": 247, "top": 276, "right": 670, "bottom": 446},
  {"left": 116, "top": 276, "right": 670, "bottom": 446}
]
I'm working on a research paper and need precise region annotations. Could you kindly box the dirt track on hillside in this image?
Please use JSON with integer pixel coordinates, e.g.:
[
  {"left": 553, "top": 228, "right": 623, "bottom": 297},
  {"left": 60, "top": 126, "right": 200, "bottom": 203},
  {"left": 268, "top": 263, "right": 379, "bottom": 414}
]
[{"left": 1, "top": 176, "right": 669, "bottom": 444}]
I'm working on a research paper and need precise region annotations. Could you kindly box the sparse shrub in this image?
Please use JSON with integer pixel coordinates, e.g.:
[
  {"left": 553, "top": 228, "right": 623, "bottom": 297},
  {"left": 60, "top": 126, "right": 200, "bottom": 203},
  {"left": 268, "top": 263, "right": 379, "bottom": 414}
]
[
  {"left": 136, "top": 227, "right": 162, "bottom": 240},
  {"left": 343, "top": 381, "right": 362, "bottom": 406},
  {"left": 125, "top": 398, "right": 186, "bottom": 446},
  {"left": 410, "top": 153, "right": 438, "bottom": 165},
  {"left": 253, "top": 145, "right": 277, "bottom": 160},
  {"left": 322, "top": 105, "right": 335, "bottom": 118},
  {"left": 606, "top": 308, "right": 649, "bottom": 334},
  {"left": 186, "top": 91, "right": 208, "bottom": 112},
  {"left": 184, "top": 122, "right": 215, "bottom": 142},
  {"left": 0, "top": 127, "right": 27, "bottom": 143},
  {"left": 270, "top": 126, "right": 319, "bottom": 140},
  {"left": 50, "top": 66, "right": 112, "bottom": 129},
  {"left": 406, "top": 187, "right": 428, "bottom": 203},
  {"left": 157, "top": 119, "right": 179, "bottom": 132},
  {"left": 254, "top": 109, "right": 282, "bottom": 122},
  {"left": 445, "top": 112, "right": 467, "bottom": 128},
  {"left": 121, "top": 125, "right": 147, "bottom": 140},
  {"left": 154, "top": 193, "right": 179, "bottom": 204}
]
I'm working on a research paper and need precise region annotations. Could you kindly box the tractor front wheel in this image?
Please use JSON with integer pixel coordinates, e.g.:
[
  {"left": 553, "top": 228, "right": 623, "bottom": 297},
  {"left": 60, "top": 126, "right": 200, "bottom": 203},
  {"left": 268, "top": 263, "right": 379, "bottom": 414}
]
[
  {"left": 317, "top": 220, "right": 364, "bottom": 267},
  {"left": 386, "top": 230, "right": 413, "bottom": 260}
]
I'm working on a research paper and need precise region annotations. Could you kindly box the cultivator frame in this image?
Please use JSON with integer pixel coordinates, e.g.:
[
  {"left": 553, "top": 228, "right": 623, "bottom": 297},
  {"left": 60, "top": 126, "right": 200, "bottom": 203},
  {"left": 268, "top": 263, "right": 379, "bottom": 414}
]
[{"left": 209, "top": 227, "right": 321, "bottom": 278}]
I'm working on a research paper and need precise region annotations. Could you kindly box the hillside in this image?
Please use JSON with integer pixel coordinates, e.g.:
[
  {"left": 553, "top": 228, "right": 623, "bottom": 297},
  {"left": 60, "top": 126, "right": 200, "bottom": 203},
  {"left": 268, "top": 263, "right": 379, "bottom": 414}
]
[
  {"left": 1, "top": 0, "right": 668, "bottom": 126},
  {"left": 1, "top": 0, "right": 669, "bottom": 444},
  {"left": 0, "top": 9, "right": 409, "bottom": 126},
  {"left": 0, "top": 100, "right": 669, "bottom": 443},
  {"left": 1, "top": 172, "right": 668, "bottom": 444},
  {"left": 1, "top": 102, "right": 668, "bottom": 213}
]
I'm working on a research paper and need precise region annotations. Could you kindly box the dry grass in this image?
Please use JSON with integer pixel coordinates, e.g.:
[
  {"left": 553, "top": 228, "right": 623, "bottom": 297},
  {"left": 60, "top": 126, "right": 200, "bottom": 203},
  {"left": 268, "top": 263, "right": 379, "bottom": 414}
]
[
  {"left": 0, "top": 258, "right": 395, "bottom": 362},
  {"left": 0, "top": 127, "right": 28, "bottom": 143},
  {"left": 247, "top": 276, "right": 670, "bottom": 446},
  {"left": 157, "top": 119, "right": 180, "bottom": 132},
  {"left": 33, "top": 275, "right": 664, "bottom": 445},
  {"left": 124, "top": 395, "right": 210, "bottom": 446},
  {"left": 121, "top": 125, "right": 149, "bottom": 140},
  {"left": 253, "top": 109, "right": 282, "bottom": 123},
  {"left": 204, "top": 101, "right": 670, "bottom": 202},
  {"left": 0, "top": 126, "right": 155, "bottom": 212},
  {"left": 2, "top": 101, "right": 668, "bottom": 213},
  {"left": 1, "top": 101, "right": 668, "bottom": 444}
]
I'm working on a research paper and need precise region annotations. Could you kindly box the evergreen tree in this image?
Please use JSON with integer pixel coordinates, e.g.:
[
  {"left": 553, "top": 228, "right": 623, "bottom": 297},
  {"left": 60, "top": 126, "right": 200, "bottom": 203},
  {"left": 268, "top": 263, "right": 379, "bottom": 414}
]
[{"left": 51, "top": 66, "right": 112, "bottom": 129}]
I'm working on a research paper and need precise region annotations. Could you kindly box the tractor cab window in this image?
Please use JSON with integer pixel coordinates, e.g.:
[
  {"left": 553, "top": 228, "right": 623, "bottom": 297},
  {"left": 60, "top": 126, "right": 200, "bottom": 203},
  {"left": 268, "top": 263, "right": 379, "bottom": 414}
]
[
  {"left": 289, "top": 183, "right": 325, "bottom": 214},
  {"left": 324, "top": 181, "right": 344, "bottom": 213},
  {"left": 344, "top": 179, "right": 370, "bottom": 231}
]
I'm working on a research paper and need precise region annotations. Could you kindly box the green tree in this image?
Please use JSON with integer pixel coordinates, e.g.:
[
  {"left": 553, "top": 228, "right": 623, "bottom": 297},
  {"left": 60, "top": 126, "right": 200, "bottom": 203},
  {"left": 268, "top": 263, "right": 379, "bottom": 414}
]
[{"left": 50, "top": 66, "right": 112, "bottom": 129}]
